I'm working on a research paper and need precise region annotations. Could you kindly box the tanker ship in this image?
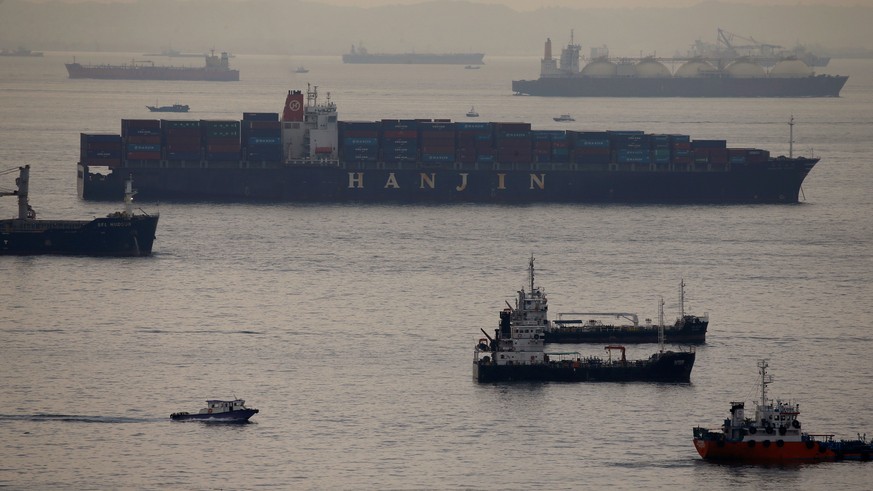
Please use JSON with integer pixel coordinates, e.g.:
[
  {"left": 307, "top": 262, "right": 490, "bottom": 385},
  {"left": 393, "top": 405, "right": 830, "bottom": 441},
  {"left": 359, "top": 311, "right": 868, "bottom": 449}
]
[
  {"left": 78, "top": 85, "right": 818, "bottom": 204},
  {"left": 473, "top": 256, "right": 695, "bottom": 383},
  {"left": 65, "top": 51, "right": 238, "bottom": 81},
  {"left": 512, "top": 37, "right": 847, "bottom": 97},
  {"left": 342, "top": 44, "right": 484, "bottom": 65}
]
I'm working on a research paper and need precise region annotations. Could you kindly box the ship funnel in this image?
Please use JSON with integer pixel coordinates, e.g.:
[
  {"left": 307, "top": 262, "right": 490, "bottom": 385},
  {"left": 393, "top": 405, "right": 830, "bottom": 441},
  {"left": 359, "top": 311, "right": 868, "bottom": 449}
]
[
  {"left": 545, "top": 38, "right": 552, "bottom": 61},
  {"left": 282, "top": 90, "right": 305, "bottom": 122}
]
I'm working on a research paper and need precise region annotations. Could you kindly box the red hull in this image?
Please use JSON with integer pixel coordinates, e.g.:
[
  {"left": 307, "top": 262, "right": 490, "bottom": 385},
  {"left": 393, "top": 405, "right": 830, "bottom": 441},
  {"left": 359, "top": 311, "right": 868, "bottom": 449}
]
[{"left": 694, "top": 438, "right": 834, "bottom": 462}]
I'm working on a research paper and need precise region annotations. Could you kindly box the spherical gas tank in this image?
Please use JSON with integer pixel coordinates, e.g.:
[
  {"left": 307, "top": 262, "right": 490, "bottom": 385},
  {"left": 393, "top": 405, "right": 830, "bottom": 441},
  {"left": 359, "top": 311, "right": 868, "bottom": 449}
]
[
  {"left": 770, "top": 59, "right": 813, "bottom": 78},
  {"left": 634, "top": 59, "right": 671, "bottom": 78},
  {"left": 726, "top": 60, "right": 766, "bottom": 78},
  {"left": 675, "top": 60, "right": 717, "bottom": 78},
  {"left": 581, "top": 60, "right": 618, "bottom": 77}
]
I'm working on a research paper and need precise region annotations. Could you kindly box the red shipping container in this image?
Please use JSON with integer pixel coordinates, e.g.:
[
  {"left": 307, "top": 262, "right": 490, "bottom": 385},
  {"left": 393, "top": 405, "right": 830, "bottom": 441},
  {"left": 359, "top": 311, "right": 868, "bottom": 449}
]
[
  {"left": 709, "top": 148, "right": 728, "bottom": 164},
  {"left": 383, "top": 130, "right": 417, "bottom": 139}
]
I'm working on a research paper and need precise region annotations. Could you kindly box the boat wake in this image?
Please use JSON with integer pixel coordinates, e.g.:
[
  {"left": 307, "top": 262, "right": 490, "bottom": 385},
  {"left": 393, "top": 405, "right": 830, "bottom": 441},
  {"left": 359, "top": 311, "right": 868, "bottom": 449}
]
[{"left": 0, "top": 414, "right": 157, "bottom": 424}]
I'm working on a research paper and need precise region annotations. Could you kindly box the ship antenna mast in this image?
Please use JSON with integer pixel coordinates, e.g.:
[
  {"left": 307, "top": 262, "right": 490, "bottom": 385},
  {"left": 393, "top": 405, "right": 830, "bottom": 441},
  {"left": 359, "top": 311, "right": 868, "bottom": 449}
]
[
  {"left": 528, "top": 254, "right": 535, "bottom": 292},
  {"left": 658, "top": 296, "right": 665, "bottom": 352},
  {"left": 679, "top": 278, "right": 686, "bottom": 318},
  {"left": 123, "top": 174, "right": 136, "bottom": 216},
  {"left": 306, "top": 83, "right": 318, "bottom": 108},
  {"left": 788, "top": 115, "right": 794, "bottom": 158},
  {"left": 758, "top": 359, "right": 772, "bottom": 407}
]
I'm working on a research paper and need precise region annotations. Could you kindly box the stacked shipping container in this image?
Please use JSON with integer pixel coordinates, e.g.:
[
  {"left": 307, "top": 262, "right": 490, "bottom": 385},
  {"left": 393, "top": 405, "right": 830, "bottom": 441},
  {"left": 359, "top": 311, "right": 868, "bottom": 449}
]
[
  {"left": 80, "top": 134, "right": 122, "bottom": 167},
  {"left": 162, "top": 120, "right": 201, "bottom": 161},
  {"left": 122, "top": 120, "right": 161, "bottom": 161},
  {"left": 202, "top": 120, "right": 241, "bottom": 161},
  {"left": 243, "top": 113, "right": 282, "bottom": 162},
  {"left": 88, "top": 118, "right": 775, "bottom": 170},
  {"left": 381, "top": 120, "right": 419, "bottom": 164}
]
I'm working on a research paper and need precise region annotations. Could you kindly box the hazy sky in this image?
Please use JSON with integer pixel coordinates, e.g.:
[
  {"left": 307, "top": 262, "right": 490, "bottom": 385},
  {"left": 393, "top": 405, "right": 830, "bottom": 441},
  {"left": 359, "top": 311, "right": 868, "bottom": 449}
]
[{"left": 316, "top": 0, "right": 870, "bottom": 8}]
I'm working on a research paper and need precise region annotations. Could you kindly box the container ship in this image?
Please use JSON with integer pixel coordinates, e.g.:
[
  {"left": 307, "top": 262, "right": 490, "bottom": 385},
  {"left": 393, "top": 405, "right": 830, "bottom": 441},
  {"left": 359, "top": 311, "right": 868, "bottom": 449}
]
[
  {"left": 1, "top": 165, "right": 158, "bottom": 256},
  {"left": 78, "top": 85, "right": 818, "bottom": 204},
  {"left": 693, "top": 360, "right": 873, "bottom": 463},
  {"left": 473, "top": 256, "right": 695, "bottom": 383},
  {"left": 512, "top": 37, "right": 847, "bottom": 97},
  {"left": 342, "top": 44, "right": 484, "bottom": 65},
  {"left": 544, "top": 280, "right": 708, "bottom": 344},
  {"left": 65, "top": 51, "right": 238, "bottom": 81}
]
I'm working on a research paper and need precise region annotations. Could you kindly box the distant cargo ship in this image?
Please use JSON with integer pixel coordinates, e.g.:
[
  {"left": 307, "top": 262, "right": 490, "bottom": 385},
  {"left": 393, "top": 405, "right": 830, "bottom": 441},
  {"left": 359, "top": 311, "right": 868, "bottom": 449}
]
[
  {"left": 143, "top": 48, "right": 205, "bottom": 58},
  {"left": 0, "top": 47, "right": 43, "bottom": 57},
  {"left": 342, "top": 44, "right": 484, "bottom": 65},
  {"left": 147, "top": 103, "right": 190, "bottom": 113},
  {"left": 65, "top": 51, "right": 238, "bottom": 81},
  {"left": 78, "top": 85, "right": 818, "bottom": 204},
  {"left": 512, "top": 36, "right": 847, "bottom": 97}
]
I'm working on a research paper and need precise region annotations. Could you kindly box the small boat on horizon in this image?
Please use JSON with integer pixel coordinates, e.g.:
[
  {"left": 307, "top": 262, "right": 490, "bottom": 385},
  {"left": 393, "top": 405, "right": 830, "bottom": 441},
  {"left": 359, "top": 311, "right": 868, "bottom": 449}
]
[
  {"left": 170, "top": 398, "right": 259, "bottom": 422},
  {"left": 466, "top": 106, "right": 479, "bottom": 117},
  {"left": 147, "top": 103, "right": 189, "bottom": 113},
  {"left": 693, "top": 360, "right": 873, "bottom": 463},
  {"left": 553, "top": 114, "right": 575, "bottom": 122},
  {"left": 294, "top": 66, "right": 309, "bottom": 73},
  {"left": 464, "top": 65, "right": 480, "bottom": 69}
]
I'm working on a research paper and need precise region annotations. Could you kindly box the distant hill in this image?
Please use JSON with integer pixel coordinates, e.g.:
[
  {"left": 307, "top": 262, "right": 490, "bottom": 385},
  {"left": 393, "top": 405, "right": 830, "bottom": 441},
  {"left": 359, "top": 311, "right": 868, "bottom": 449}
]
[{"left": 0, "top": 0, "right": 871, "bottom": 57}]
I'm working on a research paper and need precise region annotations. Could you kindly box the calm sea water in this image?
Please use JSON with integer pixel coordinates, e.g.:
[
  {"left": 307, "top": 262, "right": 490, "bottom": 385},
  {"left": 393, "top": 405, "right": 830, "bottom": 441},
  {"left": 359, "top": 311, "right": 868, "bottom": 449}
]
[{"left": 1, "top": 53, "right": 872, "bottom": 490}]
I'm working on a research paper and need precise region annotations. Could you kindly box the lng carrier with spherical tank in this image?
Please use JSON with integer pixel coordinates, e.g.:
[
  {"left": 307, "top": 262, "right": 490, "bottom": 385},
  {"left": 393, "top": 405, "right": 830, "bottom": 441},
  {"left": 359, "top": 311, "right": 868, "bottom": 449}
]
[{"left": 512, "top": 36, "right": 847, "bottom": 97}]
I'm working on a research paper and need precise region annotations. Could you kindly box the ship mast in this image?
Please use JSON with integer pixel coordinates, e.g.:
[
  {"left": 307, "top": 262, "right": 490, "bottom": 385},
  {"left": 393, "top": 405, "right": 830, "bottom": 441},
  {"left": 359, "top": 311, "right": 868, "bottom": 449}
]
[
  {"left": 528, "top": 254, "right": 535, "bottom": 292},
  {"left": 123, "top": 174, "right": 136, "bottom": 216},
  {"left": 0, "top": 165, "right": 34, "bottom": 220},
  {"left": 679, "top": 278, "right": 686, "bottom": 318},
  {"left": 658, "top": 296, "right": 665, "bottom": 352},
  {"left": 758, "top": 359, "right": 772, "bottom": 407},
  {"left": 788, "top": 115, "right": 794, "bottom": 158}
]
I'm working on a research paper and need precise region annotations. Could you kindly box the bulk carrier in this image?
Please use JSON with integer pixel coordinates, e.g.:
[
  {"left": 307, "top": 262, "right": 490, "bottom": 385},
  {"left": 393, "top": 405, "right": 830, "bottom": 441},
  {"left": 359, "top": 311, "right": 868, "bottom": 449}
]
[
  {"left": 78, "top": 85, "right": 818, "bottom": 204},
  {"left": 2, "top": 165, "right": 158, "bottom": 256},
  {"left": 512, "top": 36, "right": 847, "bottom": 97},
  {"left": 65, "top": 51, "right": 238, "bottom": 81}
]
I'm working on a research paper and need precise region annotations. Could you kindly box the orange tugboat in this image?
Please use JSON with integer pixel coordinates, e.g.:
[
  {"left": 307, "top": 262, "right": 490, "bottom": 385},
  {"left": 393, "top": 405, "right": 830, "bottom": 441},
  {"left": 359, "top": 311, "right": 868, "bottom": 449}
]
[{"left": 693, "top": 360, "right": 872, "bottom": 463}]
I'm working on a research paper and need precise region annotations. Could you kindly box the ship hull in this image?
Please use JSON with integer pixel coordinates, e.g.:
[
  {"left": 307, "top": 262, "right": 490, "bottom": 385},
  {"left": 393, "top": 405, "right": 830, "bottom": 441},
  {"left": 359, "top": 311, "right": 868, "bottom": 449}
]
[
  {"left": 78, "top": 160, "right": 816, "bottom": 204},
  {"left": 474, "top": 351, "right": 694, "bottom": 383},
  {"left": 0, "top": 215, "right": 159, "bottom": 256},
  {"left": 693, "top": 439, "right": 836, "bottom": 462},
  {"left": 65, "top": 63, "right": 239, "bottom": 81},
  {"left": 545, "top": 318, "right": 708, "bottom": 344},
  {"left": 512, "top": 75, "right": 848, "bottom": 97},
  {"left": 170, "top": 409, "right": 258, "bottom": 422}
]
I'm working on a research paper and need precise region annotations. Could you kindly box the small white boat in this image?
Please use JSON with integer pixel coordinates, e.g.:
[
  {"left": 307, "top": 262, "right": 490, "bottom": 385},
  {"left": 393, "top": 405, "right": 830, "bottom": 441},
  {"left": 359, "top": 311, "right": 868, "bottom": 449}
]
[
  {"left": 170, "top": 398, "right": 259, "bottom": 422},
  {"left": 294, "top": 66, "right": 309, "bottom": 73},
  {"left": 466, "top": 106, "right": 479, "bottom": 118},
  {"left": 553, "top": 114, "right": 575, "bottom": 122},
  {"left": 464, "top": 65, "right": 480, "bottom": 70}
]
